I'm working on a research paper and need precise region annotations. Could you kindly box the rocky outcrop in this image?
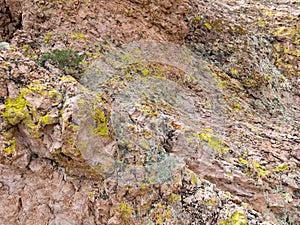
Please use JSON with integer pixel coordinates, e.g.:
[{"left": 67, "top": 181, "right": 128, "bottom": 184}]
[
  {"left": 1, "top": 0, "right": 189, "bottom": 48},
  {"left": 0, "top": 0, "right": 299, "bottom": 224}
]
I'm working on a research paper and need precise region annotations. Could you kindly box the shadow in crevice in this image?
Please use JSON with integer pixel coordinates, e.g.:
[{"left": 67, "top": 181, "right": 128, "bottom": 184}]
[{"left": 0, "top": 0, "right": 23, "bottom": 42}]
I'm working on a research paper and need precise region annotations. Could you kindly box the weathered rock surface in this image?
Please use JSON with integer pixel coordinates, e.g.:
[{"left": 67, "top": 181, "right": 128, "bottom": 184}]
[{"left": 0, "top": 0, "right": 299, "bottom": 224}]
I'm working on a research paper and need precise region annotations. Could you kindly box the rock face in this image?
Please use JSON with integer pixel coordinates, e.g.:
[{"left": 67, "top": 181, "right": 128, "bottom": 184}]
[
  {"left": 0, "top": 0, "right": 189, "bottom": 46},
  {"left": 0, "top": 0, "right": 299, "bottom": 224},
  {"left": 81, "top": 40, "right": 228, "bottom": 185},
  {"left": 0, "top": 0, "right": 22, "bottom": 42}
]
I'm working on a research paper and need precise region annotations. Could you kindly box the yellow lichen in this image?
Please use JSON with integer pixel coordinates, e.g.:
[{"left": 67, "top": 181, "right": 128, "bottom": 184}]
[
  {"left": 220, "top": 211, "right": 247, "bottom": 225},
  {"left": 165, "top": 209, "right": 171, "bottom": 218},
  {"left": 70, "top": 32, "right": 86, "bottom": 41},
  {"left": 4, "top": 84, "right": 61, "bottom": 140},
  {"left": 252, "top": 161, "right": 270, "bottom": 177},
  {"left": 200, "top": 131, "right": 229, "bottom": 153},
  {"left": 194, "top": 15, "right": 201, "bottom": 21},
  {"left": 49, "top": 89, "right": 62, "bottom": 106},
  {"left": 201, "top": 197, "right": 216, "bottom": 206},
  {"left": 274, "top": 163, "right": 289, "bottom": 173},
  {"left": 60, "top": 75, "right": 78, "bottom": 82},
  {"left": 168, "top": 193, "right": 181, "bottom": 203},
  {"left": 204, "top": 22, "right": 212, "bottom": 30},
  {"left": 143, "top": 132, "right": 152, "bottom": 139},
  {"left": 231, "top": 68, "right": 239, "bottom": 76},
  {"left": 142, "top": 68, "right": 150, "bottom": 76},
  {"left": 141, "top": 140, "right": 149, "bottom": 149},
  {"left": 94, "top": 109, "right": 109, "bottom": 135},
  {"left": 88, "top": 191, "right": 94, "bottom": 198},
  {"left": 191, "top": 173, "right": 199, "bottom": 186},
  {"left": 3, "top": 95, "right": 29, "bottom": 125},
  {"left": 22, "top": 44, "right": 29, "bottom": 52},
  {"left": 141, "top": 183, "right": 147, "bottom": 190},
  {"left": 156, "top": 215, "right": 163, "bottom": 225},
  {"left": 119, "top": 203, "right": 133, "bottom": 225},
  {"left": 44, "top": 31, "right": 52, "bottom": 43},
  {"left": 233, "top": 101, "right": 242, "bottom": 112},
  {"left": 41, "top": 114, "right": 51, "bottom": 125},
  {"left": 21, "top": 83, "right": 45, "bottom": 96},
  {"left": 239, "top": 158, "right": 248, "bottom": 165},
  {"left": 4, "top": 139, "right": 16, "bottom": 155}
]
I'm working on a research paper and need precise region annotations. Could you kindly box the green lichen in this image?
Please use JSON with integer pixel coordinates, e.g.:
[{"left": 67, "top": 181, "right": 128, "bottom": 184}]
[
  {"left": 151, "top": 203, "right": 172, "bottom": 225},
  {"left": 91, "top": 164, "right": 105, "bottom": 175},
  {"left": 77, "top": 98, "right": 85, "bottom": 106},
  {"left": 3, "top": 95, "right": 29, "bottom": 125},
  {"left": 75, "top": 149, "right": 82, "bottom": 157},
  {"left": 141, "top": 140, "right": 149, "bottom": 149}
]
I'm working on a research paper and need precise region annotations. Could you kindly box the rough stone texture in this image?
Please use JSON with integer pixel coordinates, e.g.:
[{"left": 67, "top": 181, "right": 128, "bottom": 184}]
[
  {"left": 0, "top": 0, "right": 299, "bottom": 224},
  {"left": 0, "top": 0, "right": 22, "bottom": 42},
  {"left": 1, "top": 0, "right": 189, "bottom": 49}
]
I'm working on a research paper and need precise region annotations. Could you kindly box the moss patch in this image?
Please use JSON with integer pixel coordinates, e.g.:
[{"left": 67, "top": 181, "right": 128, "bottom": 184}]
[{"left": 36, "top": 49, "right": 85, "bottom": 76}]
